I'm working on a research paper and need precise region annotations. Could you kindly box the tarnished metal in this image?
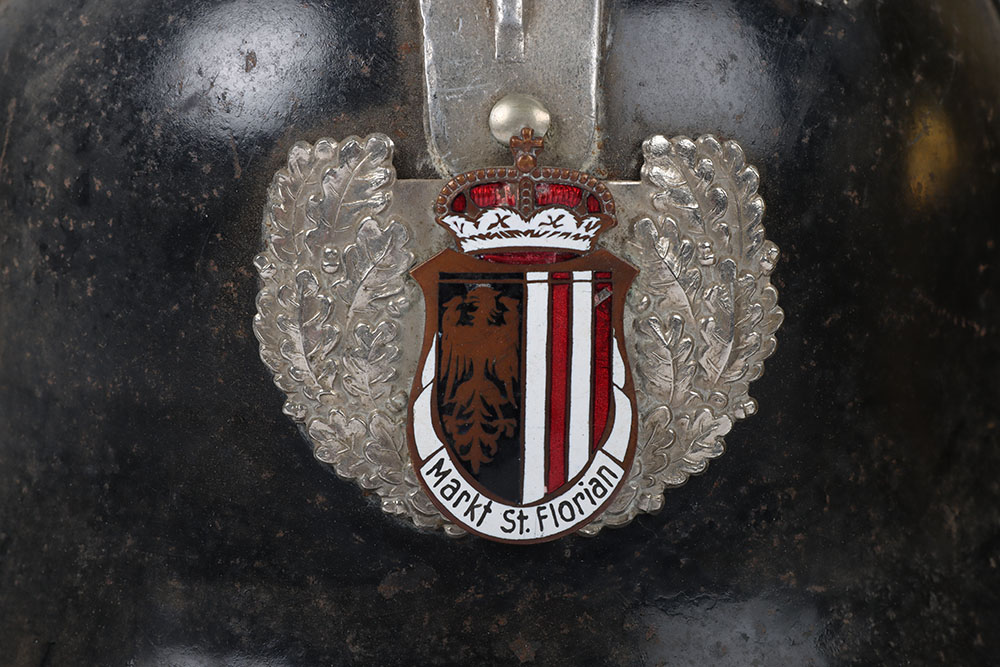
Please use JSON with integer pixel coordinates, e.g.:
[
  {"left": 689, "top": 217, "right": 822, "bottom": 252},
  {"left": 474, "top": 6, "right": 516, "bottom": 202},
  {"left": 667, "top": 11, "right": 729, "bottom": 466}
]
[
  {"left": 419, "top": 0, "right": 604, "bottom": 175},
  {"left": 492, "top": 0, "right": 525, "bottom": 62}
]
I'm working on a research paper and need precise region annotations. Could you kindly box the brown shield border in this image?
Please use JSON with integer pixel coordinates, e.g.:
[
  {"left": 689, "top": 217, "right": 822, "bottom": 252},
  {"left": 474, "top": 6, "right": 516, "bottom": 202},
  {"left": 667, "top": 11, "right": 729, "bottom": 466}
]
[{"left": 407, "top": 248, "right": 639, "bottom": 544}]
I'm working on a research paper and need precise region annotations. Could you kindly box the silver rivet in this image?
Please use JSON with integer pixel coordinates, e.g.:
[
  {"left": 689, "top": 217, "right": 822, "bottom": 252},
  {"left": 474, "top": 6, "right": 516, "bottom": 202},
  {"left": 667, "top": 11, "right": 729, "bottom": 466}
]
[{"left": 489, "top": 93, "right": 550, "bottom": 144}]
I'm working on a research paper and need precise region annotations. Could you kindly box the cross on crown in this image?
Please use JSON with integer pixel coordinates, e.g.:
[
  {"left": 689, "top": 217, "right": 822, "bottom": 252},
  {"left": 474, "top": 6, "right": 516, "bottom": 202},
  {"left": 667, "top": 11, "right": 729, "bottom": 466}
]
[{"left": 510, "top": 127, "right": 545, "bottom": 172}]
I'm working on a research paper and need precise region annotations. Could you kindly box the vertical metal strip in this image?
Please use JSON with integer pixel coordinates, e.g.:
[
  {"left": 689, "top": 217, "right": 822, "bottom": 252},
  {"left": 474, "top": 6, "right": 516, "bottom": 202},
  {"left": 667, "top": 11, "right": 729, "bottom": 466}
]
[
  {"left": 493, "top": 0, "right": 525, "bottom": 62},
  {"left": 419, "top": 0, "right": 605, "bottom": 175}
]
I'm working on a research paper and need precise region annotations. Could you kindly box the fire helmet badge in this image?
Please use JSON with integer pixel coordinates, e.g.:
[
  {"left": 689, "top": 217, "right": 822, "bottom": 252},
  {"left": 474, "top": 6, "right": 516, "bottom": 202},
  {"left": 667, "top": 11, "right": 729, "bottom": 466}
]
[{"left": 254, "top": 127, "right": 783, "bottom": 541}]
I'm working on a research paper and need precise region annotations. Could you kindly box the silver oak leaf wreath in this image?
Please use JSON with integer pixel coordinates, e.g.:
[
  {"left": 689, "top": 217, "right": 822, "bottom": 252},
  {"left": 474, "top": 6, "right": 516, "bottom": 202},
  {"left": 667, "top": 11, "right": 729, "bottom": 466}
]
[
  {"left": 253, "top": 135, "right": 450, "bottom": 532},
  {"left": 581, "top": 135, "right": 782, "bottom": 534},
  {"left": 253, "top": 133, "right": 782, "bottom": 537}
]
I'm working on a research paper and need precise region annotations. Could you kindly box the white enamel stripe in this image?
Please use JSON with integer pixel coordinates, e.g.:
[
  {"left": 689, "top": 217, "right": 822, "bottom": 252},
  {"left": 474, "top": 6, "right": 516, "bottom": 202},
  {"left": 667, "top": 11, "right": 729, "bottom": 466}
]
[
  {"left": 412, "top": 383, "right": 441, "bottom": 459},
  {"left": 521, "top": 279, "right": 550, "bottom": 504},
  {"left": 612, "top": 337, "right": 626, "bottom": 388},
  {"left": 602, "top": 386, "right": 633, "bottom": 462},
  {"left": 421, "top": 338, "right": 436, "bottom": 386},
  {"left": 567, "top": 271, "right": 593, "bottom": 479}
]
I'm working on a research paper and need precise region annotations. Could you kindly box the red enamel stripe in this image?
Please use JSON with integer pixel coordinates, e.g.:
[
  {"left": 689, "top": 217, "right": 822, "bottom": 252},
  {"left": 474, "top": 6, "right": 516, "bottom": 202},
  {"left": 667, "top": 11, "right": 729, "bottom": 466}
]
[
  {"left": 547, "top": 277, "right": 571, "bottom": 492},
  {"left": 535, "top": 183, "right": 582, "bottom": 207},
  {"left": 478, "top": 251, "right": 577, "bottom": 265},
  {"left": 470, "top": 182, "right": 518, "bottom": 208},
  {"left": 592, "top": 276, "right": 613, "bottom": 449}
]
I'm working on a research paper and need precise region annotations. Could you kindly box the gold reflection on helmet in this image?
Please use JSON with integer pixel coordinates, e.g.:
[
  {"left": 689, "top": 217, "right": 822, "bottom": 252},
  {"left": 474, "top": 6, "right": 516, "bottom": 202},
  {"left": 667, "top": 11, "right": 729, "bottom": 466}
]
[{"left": 906, "top": 106, "right": 958, "bottom": 209}]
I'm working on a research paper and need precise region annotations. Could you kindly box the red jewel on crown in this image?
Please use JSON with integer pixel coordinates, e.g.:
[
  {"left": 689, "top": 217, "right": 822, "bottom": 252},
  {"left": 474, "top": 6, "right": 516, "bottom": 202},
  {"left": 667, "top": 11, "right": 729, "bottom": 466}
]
[{"left": 434, "top": 128, "right": 617, "bottom": 257}]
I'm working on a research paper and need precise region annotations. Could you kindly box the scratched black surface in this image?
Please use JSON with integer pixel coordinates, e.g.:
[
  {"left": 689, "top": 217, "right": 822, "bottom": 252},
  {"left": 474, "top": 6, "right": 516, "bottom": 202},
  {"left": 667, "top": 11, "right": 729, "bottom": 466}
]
[{"left": 1, "top": 0, "right": 999, "bottom": 665}]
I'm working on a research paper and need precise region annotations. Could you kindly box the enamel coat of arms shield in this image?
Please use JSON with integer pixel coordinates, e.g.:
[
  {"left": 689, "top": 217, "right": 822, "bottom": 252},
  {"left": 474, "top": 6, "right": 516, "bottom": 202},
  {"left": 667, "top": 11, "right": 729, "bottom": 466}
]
[{"left": 408, "top": 130, "right": 638, "bottom": 541}]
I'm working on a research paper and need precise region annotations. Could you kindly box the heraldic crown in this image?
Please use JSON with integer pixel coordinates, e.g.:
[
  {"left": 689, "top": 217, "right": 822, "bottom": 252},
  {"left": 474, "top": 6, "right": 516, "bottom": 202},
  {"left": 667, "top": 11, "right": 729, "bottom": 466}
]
[{"left": 434, "top": 128, "right": 617, "bottom": 254}]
